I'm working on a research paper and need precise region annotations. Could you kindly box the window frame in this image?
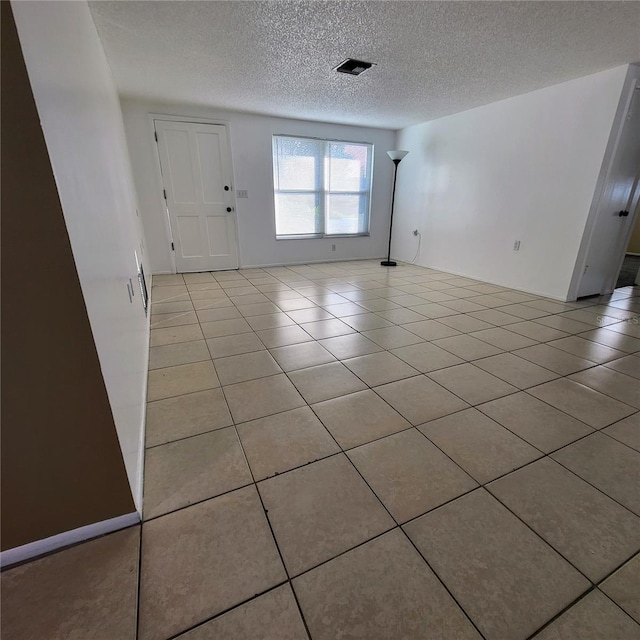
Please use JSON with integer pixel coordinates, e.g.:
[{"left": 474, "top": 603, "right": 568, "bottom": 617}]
[{"left": 272, "top": 134, "right": 374, "bottom": 240}]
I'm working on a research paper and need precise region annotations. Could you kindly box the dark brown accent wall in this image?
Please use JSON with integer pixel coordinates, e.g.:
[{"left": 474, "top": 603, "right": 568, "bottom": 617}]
[{"left": 1, "top": 1, "right": 135, "bottom": 552}]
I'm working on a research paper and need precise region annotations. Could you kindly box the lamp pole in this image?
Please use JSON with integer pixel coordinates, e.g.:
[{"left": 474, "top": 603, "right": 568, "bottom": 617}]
[{"left": 381, "top": 150, "right": 408, "bottom": 267}]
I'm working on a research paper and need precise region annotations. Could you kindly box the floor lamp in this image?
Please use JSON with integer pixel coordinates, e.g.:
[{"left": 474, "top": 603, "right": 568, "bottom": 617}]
[{"left": 381, "top": 150, "right": 409, "bottom": 267}]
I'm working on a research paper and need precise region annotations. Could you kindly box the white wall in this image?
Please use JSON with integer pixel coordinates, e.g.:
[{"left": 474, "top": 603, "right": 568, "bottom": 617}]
[
  {"left": 120, "top": 100, "right": 396, "bottom": 273},
  {"left": 12, "top": 1, "right": 149, "bottom": 509},
  {"left": 392, "top": 66, "right": 628, "bottom": 300}
]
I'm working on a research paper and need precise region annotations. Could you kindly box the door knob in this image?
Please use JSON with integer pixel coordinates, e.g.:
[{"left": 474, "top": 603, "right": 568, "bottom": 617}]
[
  {"left": 226, "top": 207, "right": 233, "bottom": 212},
  {"left": 618, "top": 210, "right": 630, "bottom": 217},
  {"left": 224, "top": 185, "right": 230, "bottom": 191}
]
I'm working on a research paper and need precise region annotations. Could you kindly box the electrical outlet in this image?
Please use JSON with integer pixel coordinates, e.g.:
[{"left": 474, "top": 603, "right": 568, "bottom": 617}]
[
  {"left": 513, "top": 240, "right": 521, "bottom": 251},
  {"left": 332, "top": 244, "right": 336, "bottom": 251},
  {"left": 412, "top": 229, "right": 419, "bottom": 236},
  {"left": 237, "top": 189, "right": 248, "bottom": 198}
]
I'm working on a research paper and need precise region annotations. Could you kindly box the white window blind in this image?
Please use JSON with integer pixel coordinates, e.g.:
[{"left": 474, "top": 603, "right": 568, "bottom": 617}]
[{"left": 272, "top": 135, "right": 373, "bottom": 238}]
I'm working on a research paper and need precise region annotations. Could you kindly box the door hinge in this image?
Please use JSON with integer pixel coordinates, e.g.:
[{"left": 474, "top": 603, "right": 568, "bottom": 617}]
[
  {"left": 163, "top": 189, "right": 167, "bottom": 200},
  {"left": 154, "top": 131, "right": 158, "bottom": 142},
  {"left": 171, "top": 242, "right": 175, "bottom": 251}
]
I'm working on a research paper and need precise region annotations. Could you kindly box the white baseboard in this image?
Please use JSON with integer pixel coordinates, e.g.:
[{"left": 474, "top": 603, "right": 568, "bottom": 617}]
[
  {"left": 0, "top": 511, "right": 140, "bottom": 569},
  {"left": 239, "top": 256, "right": 383, "bottom": 269}
]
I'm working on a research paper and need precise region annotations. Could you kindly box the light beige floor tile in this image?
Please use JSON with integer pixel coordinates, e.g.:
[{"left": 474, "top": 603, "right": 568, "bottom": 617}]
[
  {"left": 524, "top": 299, "right": 577, "bottom": 314},
  {"left": 318, "top": 333, "right": 384, "bottom": 359},
  {"left": 214, "top": 350, "right": 282, "bottom": 385},
  {"left": 256, "top": 325, "right": 313, "bottom": 348},
  {"left": 190, "top": 288, "right": 232, "bottom": 301},
  {"left": 489, "top": 458, "right": 640, "bottom": 581},
  {"left": 223, "top": 374, "right": 306, "bottom": 422},
  {"left": 552, "top": 432, "right": 640, "bottom": 515},
  {"left": 268, "top": 341, "right": 336, "bottom": 372},
  {"left": 507, "top": 321, "right": 570, "bottom": 342},
  {"left": 237, "top": 406, "right": 339, "bottom": 480},
  {"left": 195, "top": 307, "right": 242, "bottom": 323},
  {"left": 258, "top": 455, "right": 394, "bottom": 576},
  {"left": 438, "top": 314, "right": 494, "bottom": 333},
  {"left": 411, "top": 302, "right": 459, "bottom": 319},
  {"left": 348, "top": 429, "right": 477, "bottom": 522},
  {"left": 570, "top": 366, "right": 640, "bottom": 408},
  {"left": 152, "top": 285, "right": 189, "bottom": 303},
  {"left": 276, "top": 298, "right": 318, "bottom": 312},
  {"left": 534, "top": 590, "right": 640, "bottom": 640},
  {"left": 401, "top": 319, "right": 461, "bottom": 340},
  {"left": 150, "top": 311, "right": 199, "bottom": 329},
  {"left": 186, "top": 281, "right": 223, "bottom": 292},
  {"left": 607, "top": 320, "right": 640, "bottom": 339},
  {"left": 285, "top": 307, "right": 334, "bottom": 323},
  {"left": 146, "top": 389, "right": 232, "bottom": 447},
  {"left": 603, "top": 413, "right": 640, "bottom": 452},
  {"left": 604, "top": 354, "right": 640, "bottom": 379},
  {"left": 200, "top": 317, "right": 253, "bottom": 339},
  {"left": 581, "top": 328, "right": 640, "bottom": 354},
  {"left": 600, "top": 555, "right": 640, "bottom": 624},
  {"left": 514, "top": 344, "right": 597, "bottom": 375},
  {"left": 558, "top": 308, "right": 620, "bottom": 327},
  {"left": 374, "top": 376, "right": 469, "bottom": 425},
  {"left": 469, "top": 327, "right": 538, "bottom": 351},
  {"left": 468, "top": 309, "right": 521, "bottom": 326},
  {"left": 357, "top": 298, "right": 401, "bottom": 312},
  {"left": 246, "top": 312, "right": 296, "bottom": 331},
  {"left": 496, "top": 303, "right": 550, "bottom": 320},
  {"left": 206, "top": 333, "right": 265, "bottom": 358},
  {"left": 192, "top": 297, "right": 233, "bottom": 310},
  {"left": 361, "top": 326, "right": 424, "bottom": 349},
  {"left": 153, "top": 274, "right": 185, "bottom": 286},
  {"left": 478, "top": 392, "right": 593, "bottom": 453},
  {"left": 236, "top": 302, "right": 281, "bottom": 317},
  {"left": 464, "top": 294, "right": 511, "bottom": 308},
  {"left": 1, "top": 527, "right": 139, "bottom": 640},
  {"left": 390, "top": 342, "right": 464, "bottom": 373},
  {"left": 176, "top": 584, "right": 308, "bottom": 640},
  {"left": 300, "top": 318, "right": 355, "bottom": 339},
  {"left": 439, "top": 299, "right": 487, "bottom": 313},
  {"left": 432, "top": 335, "right": 503, "bottom": 361},
  {"left": 535, "top": 315, "right": 595, "bottom": 335},
  {"left": 289, "top": 362, "right": 367, "bottom": 403},
  {"left": 144, "top": 427, "right": 252, "bottom": 520},
  {"left": 147, "top": 360, "right": 219, "bottom": 401},
  {"left": 548, "top": 336, "right": 627, "bottom": 364},
  {"left": 311, "top": 389, "right": 412, "bottom": 449},
  {"left": 150, "top": 324, "right": 204, "bottom": 347},
  {"left": 473, "top": 353, "right": 559, "bottom": 389},
  {"left": 404, "top": 489, "right": 589, "bottom": 640},
  {"left": 293, "top": 529, "right": 481, "bottom": 640},
  {"left": 420, "top": 408, "right": 541, "bottom": 483},
  {"left": 428, "top": 363, "right": 518, "bottom": 405},
  {"left": 375, "top": 307, "right": 426, "bottom": 324},
  {"left": 138, "top": 487, "right": 286, "bottom": 640},
  {"left": 182, "top": 272, "right": 215, "bottom": 284},
  {"left": 151, "top": 300, "right": 194, "bottom": 315},
  {"left": 148, "top": 340, "right": 210, "bottom": 371},
  {"left": 528, "top": 378, "right": 636, "bottom": 428},
  {"left": 343, "top": 351, "right": 420, "bottom": 386}
]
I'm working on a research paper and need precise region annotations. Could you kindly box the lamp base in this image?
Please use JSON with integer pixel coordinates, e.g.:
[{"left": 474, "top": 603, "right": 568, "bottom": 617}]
[{"left": 380, "top": 260, "right": 397, "bottom": 267}]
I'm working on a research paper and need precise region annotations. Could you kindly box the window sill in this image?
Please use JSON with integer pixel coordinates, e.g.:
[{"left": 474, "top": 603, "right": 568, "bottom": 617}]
[{"left": 276, "top": 233, "right": 371, "bottom": 240}]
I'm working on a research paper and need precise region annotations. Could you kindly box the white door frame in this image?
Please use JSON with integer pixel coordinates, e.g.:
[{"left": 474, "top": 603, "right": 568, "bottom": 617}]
[
  {"left": 147, "top": 113, "right": 240, "bottom": 274},
  {"left": 568, "top": 70, "right": 640, "bottom": 300}
]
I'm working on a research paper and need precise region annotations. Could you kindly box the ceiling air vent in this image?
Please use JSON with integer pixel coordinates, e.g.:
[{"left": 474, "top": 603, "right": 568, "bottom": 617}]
[{"left": 334, "top": 59, "right": 374, "bottom": 76}]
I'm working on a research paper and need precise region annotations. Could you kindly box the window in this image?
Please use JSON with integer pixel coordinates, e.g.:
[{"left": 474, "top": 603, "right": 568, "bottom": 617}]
[{"left": 272, "top": 135, "right": 373, "bottom": 238}]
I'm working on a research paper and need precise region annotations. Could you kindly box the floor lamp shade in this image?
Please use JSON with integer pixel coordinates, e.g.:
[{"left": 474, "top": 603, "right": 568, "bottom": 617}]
[{"left": 381, "top": 150, "right": 409, "bottom": 267}]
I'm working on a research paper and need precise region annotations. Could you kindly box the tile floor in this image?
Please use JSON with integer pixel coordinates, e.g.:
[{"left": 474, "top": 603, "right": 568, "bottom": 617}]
[{"left": 3, "top": 260, "right": 640, "bottom": 640}]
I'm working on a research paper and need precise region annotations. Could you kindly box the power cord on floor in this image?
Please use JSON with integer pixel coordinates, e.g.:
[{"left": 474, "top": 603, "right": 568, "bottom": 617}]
[{"left": 411, "top": 231, "right": 422, "bottom": 264}]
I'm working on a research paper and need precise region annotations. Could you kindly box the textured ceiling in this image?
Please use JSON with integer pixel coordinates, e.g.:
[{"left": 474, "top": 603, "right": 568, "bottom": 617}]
[{"left": 89, "top": 1, "right": 640, "bottom": 129}]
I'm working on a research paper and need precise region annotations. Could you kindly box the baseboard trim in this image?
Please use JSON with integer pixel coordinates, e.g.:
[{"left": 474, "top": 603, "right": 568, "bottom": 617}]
[
  {"left": 0, "top": 511, "right": 140, "bottom": 569},
  {"left": 239, "top": 256, "right": 383, "bottom": 269}
]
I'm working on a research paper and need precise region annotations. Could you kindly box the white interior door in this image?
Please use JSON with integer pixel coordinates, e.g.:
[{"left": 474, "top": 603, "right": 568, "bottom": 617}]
[
  {"left": 577, "top": 87, "right": 640, "bottom": 297},
  {"left": 155, "top": 120, "right": 239, "bottom": 272}
]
